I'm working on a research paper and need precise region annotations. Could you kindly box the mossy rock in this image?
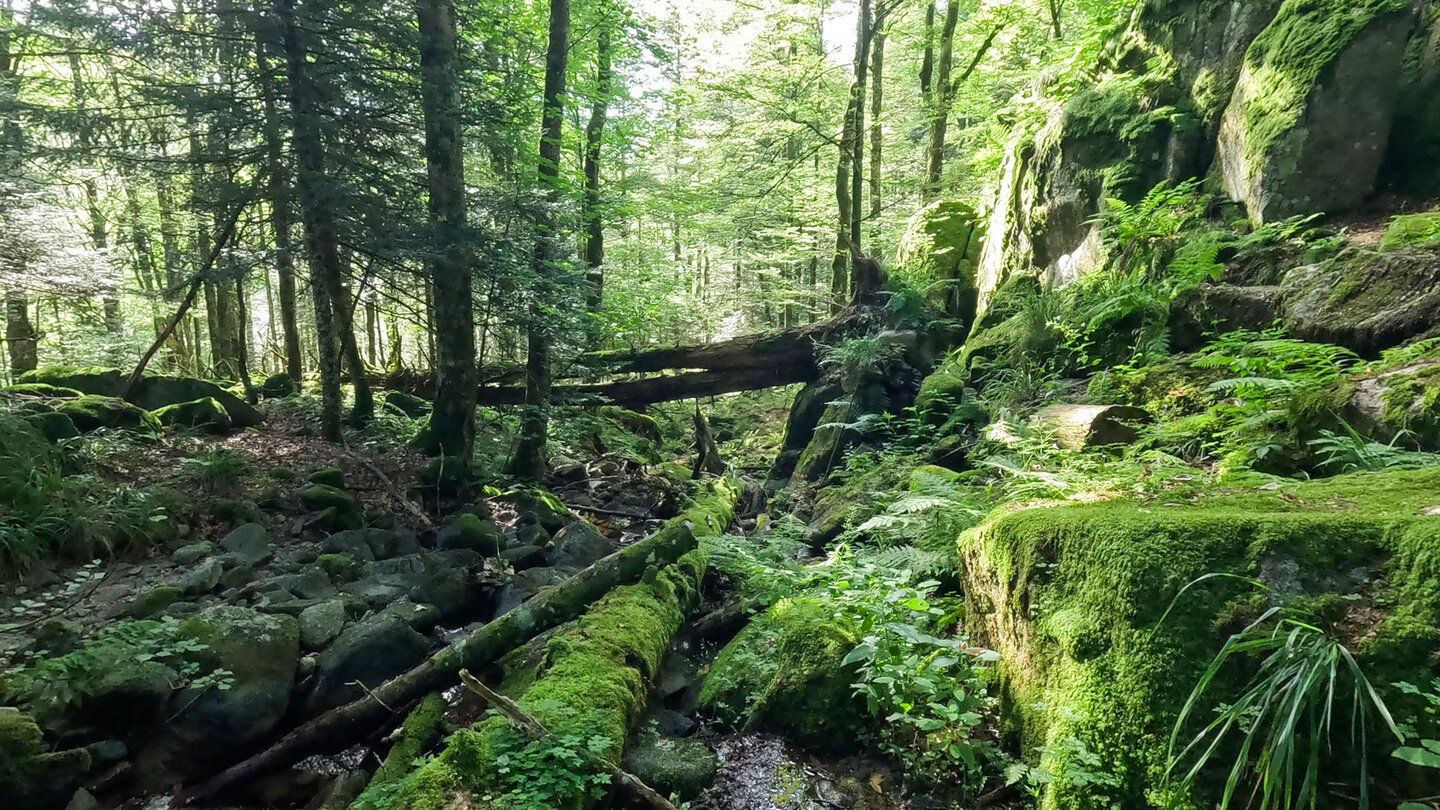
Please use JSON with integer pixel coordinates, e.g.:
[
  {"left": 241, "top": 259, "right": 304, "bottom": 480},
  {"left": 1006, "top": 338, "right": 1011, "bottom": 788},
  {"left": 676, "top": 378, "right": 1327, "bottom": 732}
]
[
  {"left": 55, "top": 395, "right": 160, "bottom": 434},
  {"left": 307, "top": 466, "right": 347, "bottom": 489},
  {"left": 383, "top": 390, "right": 430, "bottom": 418},
  {"left": 622, "top": 735, "right": 718, "bottom": 800},
  {"left": 0, "top": 712, "right": 90, "bottom": 810},
  {"left": 126, "top": 586, "right": 185, "bottom": 619},
  {"left": 2, "top": 383, "right": 81, "bottom": 398},
  {"left": 961, "top": 468, "right": 1440, "bottom": 808},
  {"left": 130, "top": 376, "right": 263, "bottom": 428},
  {"left": 153, "top": 397, "right": 233, "bottom": 433},
  {"left": 23, "top": 411, "right": 80, "bottom": 443},
  {"left": 17, "top": 365, "right": 123, "bottom": 395},
  {"left": 415, "top": 454, "right": 472, "bottom": 494},
  {"left": 1215, "top": 0, "right": 1414, "bottom": 222},
  {"left": 698, "top": 597, "right": 863, "bottom": 750},
  {"left": 261, "top": 372, "right": 298, "bottom": 399},
  {"left": 1379, "top": 212, "right": 1440, "bottom": 252},
  {"left": 301, "top": 483, "right": 358, "bottom": 513},
  {"left": 1279, "top": 246, "right": 1440, "bottom": 356},
  {"left": 435, "top": 512, "right": 501, "bottom": 556},
  {"left": 894, "top": 199, "right": 985, "bottom": 323}
]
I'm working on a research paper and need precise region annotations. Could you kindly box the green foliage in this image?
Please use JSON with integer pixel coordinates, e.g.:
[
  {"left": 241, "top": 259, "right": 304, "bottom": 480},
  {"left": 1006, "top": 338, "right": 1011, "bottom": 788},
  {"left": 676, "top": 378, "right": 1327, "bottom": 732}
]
[
  {"left": 1379, "top": 212, "right": 1440, "bottom": 252},
  {"left": 476, "top": 703, "right": 615, "bottom": 810},
  {"left": 1168, "top": 608, "right": 1401, "bottom": 810},
  {"left": 1308, "top": 425, "right": 1440, "bottom": 474},
  {"left": 3, "top": 617, "right": 234, "bottom": 723},
  {"left": 180, "top": 448, "right": 249, "bottom": 494}
]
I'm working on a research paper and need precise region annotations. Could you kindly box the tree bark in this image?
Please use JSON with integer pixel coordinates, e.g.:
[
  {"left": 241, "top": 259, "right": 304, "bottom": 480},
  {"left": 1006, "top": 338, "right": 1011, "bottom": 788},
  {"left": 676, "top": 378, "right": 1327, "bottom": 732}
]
[
  {"left": 868, "top": 24, "right": 885, "bottom": 242},
  {"left": 831, "top": 95, "right": 855, "bottom": 314},
  {"left": 418, "top": 0, "right": 478, "bottom": 462},
  {"left": 505, "top": 0, "right": 569, "bottom": 480},
  {"left": 848, "top": 0, "right": 872, "bottom": 251},
  {"left": 5, "top": 290, "right": 37, "bottom": 375},
  {"left": 925, "top": 0, "right": 960, "bottom": 199},
  {"left": 920, "top": 0, "right": 936, "bottom": 105},
  {"left": 280, "top": 0, "right": 344, "bottom": 441},
  {"left": 176, "top": 483, "right": 736, "bottom": 803},
  {"left": 583, "top": 23, "right": 612, "bottom": 319},
  {"left": 254, "top": 11, "right": 304, "bottom": 383}
]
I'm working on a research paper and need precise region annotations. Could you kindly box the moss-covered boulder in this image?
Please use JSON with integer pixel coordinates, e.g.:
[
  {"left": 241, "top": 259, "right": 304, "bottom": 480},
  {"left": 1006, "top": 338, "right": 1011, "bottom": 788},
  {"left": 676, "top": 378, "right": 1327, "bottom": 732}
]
[
  {"left": 0, "top": 712, "right": 91, "bottom": 810},
  {"left": 1215, "top": 0, "right": 1414, "bottom": 223},
  {"left": 153, "top": 397, "right": 233, "bottom": 433},
  {"left": 622, "top": 735, "right": 719, "bottom": 801},
  {"left": 1379, "top": 211, "right": 1440, "bottom": 252},
  {"left": 383, "top": 389, "right": 430, "bottom": 418},
  {"left": 23, "top": 410, "right": 80, "bottom": 443},
  {"left": 261, "top": 372, "right": 298, "bottom": 399},
  {"left": 895, "top": 200, "right": 985, "bottom": 323},
  {"left": 768, "top": 381, "right": 844, "bottom": 485},
  {"left": 130, "top": 376, "right": 263, "bottom": 428},
  {"left": 435, "top": 512, "right": 501, "bottom": 556},
  {"left": 961, "top": 469, "right": 1440, "bottom": 808},
  {"left": 17, "top": 365, "right": 123, "bottom": 395},
  {"left": 1343, "top": 358, "right": 1440, "bottom": 449},
  {"left": 1, "top": 383, "right": 81, "bottom": 398},
  {"left": 1279, "top": 245, "right": 1440, "bottom": 356},
  {"left": 55, "top": 395, "right": 160, "bottom": 433},
  {"left": 698, "top": 597, "right": 863, "bottom": 749},
  {"left": 301, "top": 484, "right": 361, "bottom": 528},
  {"left": 1383, "top": 2, "right": 1440, "bottom": 195}
]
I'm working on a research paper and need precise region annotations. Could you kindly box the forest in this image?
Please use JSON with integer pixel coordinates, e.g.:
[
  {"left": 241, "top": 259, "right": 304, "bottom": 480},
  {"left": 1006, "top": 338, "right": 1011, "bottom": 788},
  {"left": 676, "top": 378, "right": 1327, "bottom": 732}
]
[{"left": 3, "top": 0, "right": 1440, "bottom": 808}]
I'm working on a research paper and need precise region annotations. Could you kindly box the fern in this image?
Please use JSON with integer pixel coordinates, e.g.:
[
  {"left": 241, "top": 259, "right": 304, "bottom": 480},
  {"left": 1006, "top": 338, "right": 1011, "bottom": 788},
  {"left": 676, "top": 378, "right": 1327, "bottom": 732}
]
[{"left": 860, "top": 545, "right": 958, "bottom": 580}]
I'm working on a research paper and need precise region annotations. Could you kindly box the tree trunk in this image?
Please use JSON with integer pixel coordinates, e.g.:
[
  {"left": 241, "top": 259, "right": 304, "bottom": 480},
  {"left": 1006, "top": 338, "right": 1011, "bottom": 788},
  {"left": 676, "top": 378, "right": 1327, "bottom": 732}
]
[
  {"left": 831, "top": 95, "right": 855, "bottom": 314},
  {"left": 920, "top": 0, "right": 935, "bottom": 104},
  {"left": 255, "top": 11, "right": 304, "bottom": 383},
  {"left": 333, "top": 278, "right": 373, "bottom": 427},
  {"left": 583, "top": 24, "right": 612, "bottom": 319},
  {"left": 280, "top": 0, "right": 344, "bottom": 441},
  {"left": 869, "top": 24, "right": 885, "bottom": 243},
  {"left": 924, "top": 0, "right": 960, "bottom": 199},
  {"left": 418, "top": 0, "right": 478, "bottom": 462},
  {"left": 5, "top": 289, "right": 38, "bottom": 375},
  {"left": 505, "top": 0, "right": 569, "bottom": 480},
  {"left": 848, "top": 0, "right": 872, "bottom": 252}
]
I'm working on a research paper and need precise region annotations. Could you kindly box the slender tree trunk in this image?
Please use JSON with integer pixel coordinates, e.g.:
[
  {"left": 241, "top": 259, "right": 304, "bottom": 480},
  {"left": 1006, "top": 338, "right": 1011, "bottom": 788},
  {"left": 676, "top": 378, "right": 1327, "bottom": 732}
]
[
  {"left": 848, "top": 0, "right": 872, "bottom": 251},
  {"left": 255, "top": 10, "right": 304, "bottom": 383},
  {"left": 333, "top": 277, "right": 373, "bottom": 426},
  {"left": 869, "top": 24, "right": 885, "bottom": 243},
  {"left": 506, "top": 0, "right": 569, "bottom": 480},
  {"left": 418, "top": 0, "right": 478, "bottom": 463},
  {"left": 279, "top": 0, "right": 344, "bottom": 441},
  {"left": 920, "top": 1, "right": 936, "bottom": 105},
  {"left": 831, "top": 95, "right": 855, "bottom": 313},
  {"left": 925, "top": 0, "right": 960, "bottom": 199},
  {"left": 583, "top": 24, "right": 612, "bottom": 320},
  {"left": 1047, "top": 0, "right": 1064, "bottom": 39},
  {"left": 5, "top": 289, "right": 37, "bottom": 375},
  {"left": 364, "top": 295, "right": 377, "bottom": 366}
]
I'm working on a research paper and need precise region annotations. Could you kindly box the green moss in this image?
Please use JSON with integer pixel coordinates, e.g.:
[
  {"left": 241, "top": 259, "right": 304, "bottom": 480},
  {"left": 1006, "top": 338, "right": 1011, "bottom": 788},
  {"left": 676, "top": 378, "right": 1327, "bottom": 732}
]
[
  {"left": 0, "top": 712, "right": 44, "bottom": 786},
  {"left": 316, "top": 553, "right": 364, "bottom": 583},
  {"left": 390, "top": 548, "right": 711, "bottom": 809},
  {"left": 2, "top": 383, "right": 82, "bottom": 398},
  {"left": 1237, "top": 0, "right": 1411, "bottom": 165},
  {"left": 367, "top": 694, "right": 446, "bottom": 791},
  {"left": 1379, "top": 212, "right": 1440, "bottom": 251},
  {"left": 894, "top": 200, "right": 985, "bottom": 321},
  {"left": 127, "top": 586, "right": 184, "bottom": 618},
  {"left": 308, "top": 467, "right": 347, "bottom": 489},
  {"left": 697, "top": 597, "right": 863, "bottom": 749},
  {"left": 17, "top": 365, "right": 122, "bottom": 395},
  {"left": 153, "top": 397, "right": 232, "bottom": 432},
  {"left": 56, "top": 395, "right": 161, "bottom": 434},
  {"left": 23, "top": 411, "right": 80, "bottom": 443},
  {"left": 962, "top": 468, "right": 1440, "bottom": 808}
]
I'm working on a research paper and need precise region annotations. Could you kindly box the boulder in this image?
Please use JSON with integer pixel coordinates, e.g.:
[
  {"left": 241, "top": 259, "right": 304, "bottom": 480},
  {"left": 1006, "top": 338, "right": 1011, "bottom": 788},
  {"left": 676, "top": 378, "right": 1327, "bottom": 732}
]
[
  {"left": 322, "top": 528, "right": 417, "bottom": 561},
  {"left": 768, "top": 381, "right": 844, "bottom": 484},
  {"left": 357, "top": 553, "right": 474, "bottom": 618},
  {"left": 305, "top": 613, "right": 430, "bottom": 714},
  {"left": 17, "top": 366, "right": 123, "bottom": 395},
  {"left": 622, "top": 736, "right": 719, "bottom": 801},
  {"left": 125, "top": 586, "right": 184, "bottom": 619},
  {"left": 55, "top": 396, "right": 160, "bottom": 433},
  {"left": 153, "top": 397, "right": 233, "bottom": 433},
  {"left": 546, "top": 520, "right": 613, "bottom": 569},
  {"left": 894, "top": 199, "right": 985, "bottom": 323},
  {"left": 1381, "top": 3, "right": 1440, "bottom": 195},
  {"left": 297, "top": 599, "right": 348, "bottom": 651},
  {"left": 499, "top": 544, "right": 547, "bottom": 571},
  {"left": 219, "top": 523, "right": 273, "bottom": 566},
  {"left": 181, "top": 557, "right": 225, "bottom": 595},
  {"left": 2, "top": 382, "right": 82, "bottom": 398},
  {"left": 307, "top": 466, "right": 347, "bottom": 489},
  {"left": 1169, "top": 284, "right": 1281, "bottom": 351},
  {"left": 0, "top": 713, "right": 91, "bottom": 810},
  {"left": 1215, "top": 0, "right": 1414, "bottom": 222},
  {"left": 24, "top": 411, "right": 80, "bottom": 443},
  {"left": 435, "top": 513, "right": 502, "bottom": 556},
  {"left": 139, "top": 606, "right": 299, "bottom": 783},
  {"left": 1279, "top": 247, "right": 1440, "bottom": 356},
  {"left": 300, "top": 484, "right": 362, "bottom": 530},
  {"left": 170, "top": 541, "right": 213, "bottom": 566},
  {"left": 1028, "top": 404, "right": 1152, "bottom": 449},
  {"left": 1343, "top": 360, "right": 1440, "bottom": 449},
  {"left": 261, "top": 372, "right": 298, "bottom": 399},
  {"left": 129, "top": 376, "right": 263, "bottom": 428},
  {"left": 382, "top": 390, "right": 429, "bottom": 418},
  {"left": 1379, "top": 212, "right": 1440, "bottom": 252}
]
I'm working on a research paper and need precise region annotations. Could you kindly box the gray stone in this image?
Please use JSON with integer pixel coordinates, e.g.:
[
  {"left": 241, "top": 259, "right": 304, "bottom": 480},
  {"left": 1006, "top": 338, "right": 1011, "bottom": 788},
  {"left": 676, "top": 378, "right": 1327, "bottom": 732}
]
[
  {"left": 298, "top": 600, "right": 348, "bottom": 651},
  {"left": 170, "top": 541, "right": 213, "bottom": 566},
  {"left": 622, "top": 736, "right": 718, "bottom": 801},
  {"left": 181, "top": 557, "right": 225, "bottom": 596},
  {"left": 435, "top": 514, "right": 502, "bottom": 556},
  {"left": 499, "top": 544, "right": 547, "bottom": 571},
  {"left": 305, "top": 613, "right": 430, "bottom": 714},
  {"left": 546, "top": 521, "right": 612, "bottom": 569},
  {"left": 219, "top": 523, "right": 272, "bottom": 566}
]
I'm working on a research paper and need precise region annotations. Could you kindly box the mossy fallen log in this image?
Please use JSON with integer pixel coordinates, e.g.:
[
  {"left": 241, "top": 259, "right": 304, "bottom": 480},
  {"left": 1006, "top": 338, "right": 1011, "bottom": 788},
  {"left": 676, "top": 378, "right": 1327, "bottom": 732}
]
[
  {"left": 177, "top": 479, "right": 738, "bottom": 804},
  {"left": 382, "top": 541, "right": 712, "bottom": 809}
]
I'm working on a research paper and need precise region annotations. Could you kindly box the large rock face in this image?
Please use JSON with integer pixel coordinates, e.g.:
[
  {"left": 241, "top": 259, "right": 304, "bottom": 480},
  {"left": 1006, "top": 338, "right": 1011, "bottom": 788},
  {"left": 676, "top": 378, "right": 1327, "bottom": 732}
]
[
  {"left": 1216, "top": 0, "right": 1415, "bottom": 223},
  {"left": 1383, "top": 2, "right": 1440, "bottom": 194},
  {"left": 894, "top": 200, "right": 984, "bottom": 325}
]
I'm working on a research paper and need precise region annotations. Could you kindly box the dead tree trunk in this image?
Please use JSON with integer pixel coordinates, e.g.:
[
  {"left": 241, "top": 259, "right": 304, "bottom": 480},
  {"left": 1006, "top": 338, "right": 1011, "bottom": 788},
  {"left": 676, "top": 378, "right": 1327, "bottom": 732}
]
[{"left": 583, "top": 22, "right": 612, "bottom": 319}]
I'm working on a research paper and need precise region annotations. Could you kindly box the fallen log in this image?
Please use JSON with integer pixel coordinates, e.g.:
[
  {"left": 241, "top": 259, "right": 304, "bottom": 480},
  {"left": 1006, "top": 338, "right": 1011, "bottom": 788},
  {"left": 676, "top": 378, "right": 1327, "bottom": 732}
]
[
  {"left": 458, "top": 671, "right": 680, "bottom": 810},
  {"left": 175, "top": 479, "right": 739, "bottom": 805},
  {"left": 474, "top": 364, "right": 816, "bottom": 407},
  {"left": 578, "top": 322, "right": 829, "bottom": 375}
]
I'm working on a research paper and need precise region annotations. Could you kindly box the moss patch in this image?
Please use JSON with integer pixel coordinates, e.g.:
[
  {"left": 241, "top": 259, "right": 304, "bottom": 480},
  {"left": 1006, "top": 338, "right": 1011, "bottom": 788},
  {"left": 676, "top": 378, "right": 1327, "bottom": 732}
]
[
  {"left": 962, "top": 468, "right": 1440, "bottom": 808},
  {"left": 1380, "top": 212, "right": 1440, "bottom": 252}
]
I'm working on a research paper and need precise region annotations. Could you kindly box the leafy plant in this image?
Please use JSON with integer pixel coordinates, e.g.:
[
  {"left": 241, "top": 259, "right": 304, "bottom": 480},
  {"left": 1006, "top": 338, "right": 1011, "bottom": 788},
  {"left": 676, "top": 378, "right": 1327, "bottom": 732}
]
[
  {"left": 1168, "top": 609, "right": 1401, "bottom": 810},
  {"left": 478, "top": 704, "right": 615, "bottom": 810},
  {"left": 181, "top": 448, "right": 249, "bottom": 494},
  {"left": 1308, "top": 425, "right": 1440, "bottom": 473},
  {"left": 1007, "top": 731, "right": 1122, "bottom": 809}
]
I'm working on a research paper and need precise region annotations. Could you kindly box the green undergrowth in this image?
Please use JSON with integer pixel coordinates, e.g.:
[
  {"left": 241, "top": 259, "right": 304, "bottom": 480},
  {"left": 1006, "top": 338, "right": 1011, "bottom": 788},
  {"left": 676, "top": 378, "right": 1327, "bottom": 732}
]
[{"left": 961, "top": 468, "right": 1440, "bottom": 809}]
